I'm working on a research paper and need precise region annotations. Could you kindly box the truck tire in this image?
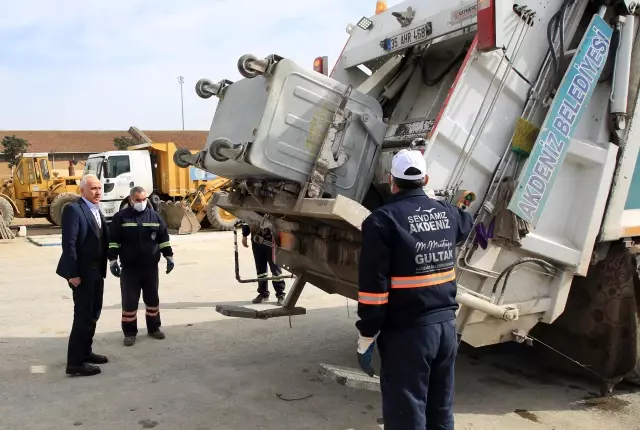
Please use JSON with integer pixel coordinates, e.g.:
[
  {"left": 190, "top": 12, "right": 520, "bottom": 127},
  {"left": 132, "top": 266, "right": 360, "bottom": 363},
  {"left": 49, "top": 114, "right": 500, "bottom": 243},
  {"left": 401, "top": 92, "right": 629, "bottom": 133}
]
[
  {"left": 624, "top": 254, "right": 640, "bottom": 385},
  {"left": 533, "top": 242, "right": 640, "bottom": 392},
  {"left": 120, "top": 197, "right": 130, "bottom": 211},
  {"left": 50, "top": 192, "right": 80, "bottom": 226},
  {"left": 0, "top": 197, "right": 14, "bottom": 225},
  {"left": 206, "top": 200, "right": 237, "bottom": 231},
  {"left": 149, "top": 193, "right": 161, "bottom": 212}
]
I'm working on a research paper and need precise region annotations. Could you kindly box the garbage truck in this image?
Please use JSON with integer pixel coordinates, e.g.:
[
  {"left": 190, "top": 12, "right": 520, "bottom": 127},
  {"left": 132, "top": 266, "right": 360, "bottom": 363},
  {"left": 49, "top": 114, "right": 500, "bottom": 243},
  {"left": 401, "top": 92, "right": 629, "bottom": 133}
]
[
  {"left": 178, "top": 0, "right": 640, "bottom": 391},
  {"left": 85, "top": 127, "right": 237, "bottom": 234}
]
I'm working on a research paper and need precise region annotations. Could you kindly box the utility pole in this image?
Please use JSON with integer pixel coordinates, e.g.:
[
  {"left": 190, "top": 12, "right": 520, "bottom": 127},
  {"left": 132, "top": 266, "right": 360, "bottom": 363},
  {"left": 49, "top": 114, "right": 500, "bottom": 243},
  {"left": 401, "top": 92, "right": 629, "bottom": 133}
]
[{"left": 178, "top": 76, "right": 185, "bottom": 130}]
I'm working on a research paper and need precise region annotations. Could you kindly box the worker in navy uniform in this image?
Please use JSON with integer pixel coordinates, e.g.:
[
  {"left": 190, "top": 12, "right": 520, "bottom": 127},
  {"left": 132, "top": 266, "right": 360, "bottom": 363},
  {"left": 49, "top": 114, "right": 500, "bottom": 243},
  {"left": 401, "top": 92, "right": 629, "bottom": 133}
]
[
  {"left": 356, "top": 149, "right": 473, "bottom": 430},
  {"left": 108, "top": 186, "right": 174, "bottom": 347},
  {"left": 56, "top": 174, "right": 109, "bottom": 377},
  {"left": 241, "top": 222, "right": 286, "bottom": 306}
]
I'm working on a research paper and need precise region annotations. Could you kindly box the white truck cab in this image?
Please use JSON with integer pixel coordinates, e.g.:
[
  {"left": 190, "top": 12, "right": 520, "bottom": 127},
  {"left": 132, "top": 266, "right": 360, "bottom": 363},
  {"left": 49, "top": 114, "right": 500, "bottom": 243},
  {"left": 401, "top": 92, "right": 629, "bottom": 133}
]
[{"left": 84, "top": 151, "right": 153, "bottom": 219}]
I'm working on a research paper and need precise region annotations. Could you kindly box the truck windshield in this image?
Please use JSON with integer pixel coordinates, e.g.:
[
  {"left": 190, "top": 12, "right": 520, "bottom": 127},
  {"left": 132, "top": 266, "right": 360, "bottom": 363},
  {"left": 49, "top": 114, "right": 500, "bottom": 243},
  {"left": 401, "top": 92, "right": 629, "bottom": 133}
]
[
  {"left": 104, "top": 155, "right": 131, "bottom": 179},
  {"left": 84, "top": 157, "right": 103, "bottom": 178}
]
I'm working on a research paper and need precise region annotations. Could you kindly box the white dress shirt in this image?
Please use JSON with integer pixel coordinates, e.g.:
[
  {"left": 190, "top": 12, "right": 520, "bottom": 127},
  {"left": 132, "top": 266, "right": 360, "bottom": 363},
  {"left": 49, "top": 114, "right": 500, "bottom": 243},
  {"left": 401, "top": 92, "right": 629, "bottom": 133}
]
[{"left": 82, "top": 197, "right": 102, "bottom": 229}]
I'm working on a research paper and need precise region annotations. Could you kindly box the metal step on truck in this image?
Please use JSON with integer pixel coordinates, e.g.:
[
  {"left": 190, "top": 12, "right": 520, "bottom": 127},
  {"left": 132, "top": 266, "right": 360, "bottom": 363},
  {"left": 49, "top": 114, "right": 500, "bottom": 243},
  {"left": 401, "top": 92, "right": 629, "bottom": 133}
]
[{"left": 177, "top": 0, "right": 640, "bottom": 392}]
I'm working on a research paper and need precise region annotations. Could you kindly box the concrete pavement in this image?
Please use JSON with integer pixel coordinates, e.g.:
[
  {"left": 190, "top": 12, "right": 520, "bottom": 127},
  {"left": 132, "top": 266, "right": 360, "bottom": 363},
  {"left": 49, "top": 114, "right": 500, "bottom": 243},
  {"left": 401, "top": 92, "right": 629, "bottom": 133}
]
[{"left": 1, "top": 232, "right": 639, "bottom": 429}]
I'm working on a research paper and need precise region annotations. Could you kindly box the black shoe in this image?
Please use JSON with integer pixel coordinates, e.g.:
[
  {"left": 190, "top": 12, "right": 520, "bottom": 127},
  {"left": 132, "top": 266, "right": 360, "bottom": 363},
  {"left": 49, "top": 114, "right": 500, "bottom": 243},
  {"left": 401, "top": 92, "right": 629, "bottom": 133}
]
[
  {"left": 276, "top": 296, "right": 285, "bottom": 307},
  {"left": 149, "top": 330, "right": 166, "bottom": 340},
  {"left": 252, "top": 294, "right": 269, "bottom": 304},
  {"left": 66, "top": 363, "right": 101, "bottom": 377},
  {"left": 85, "top": 353, "right": 108, "bottom": 364},
  {"left": 124, "top": 336, "right": 136, "bottom": 347}
]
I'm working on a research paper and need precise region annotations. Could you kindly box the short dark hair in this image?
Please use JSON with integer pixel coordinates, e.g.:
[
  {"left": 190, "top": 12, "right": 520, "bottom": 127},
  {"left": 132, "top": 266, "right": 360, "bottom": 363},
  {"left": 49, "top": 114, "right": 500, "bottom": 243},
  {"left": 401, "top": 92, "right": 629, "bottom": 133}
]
[
  {"left": 393, "top": 177, "right": 424, "bottom": 190},
  {"left": 392, "top": 166, "right": 424, "bottom": 190}
]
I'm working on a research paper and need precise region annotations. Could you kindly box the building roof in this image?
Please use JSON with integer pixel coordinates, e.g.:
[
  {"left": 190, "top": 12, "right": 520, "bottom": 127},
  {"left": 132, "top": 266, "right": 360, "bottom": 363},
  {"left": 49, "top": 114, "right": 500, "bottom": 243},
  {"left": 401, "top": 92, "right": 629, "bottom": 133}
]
[{"left": 0, "top": 130, "right": 209, "bottom": 153}]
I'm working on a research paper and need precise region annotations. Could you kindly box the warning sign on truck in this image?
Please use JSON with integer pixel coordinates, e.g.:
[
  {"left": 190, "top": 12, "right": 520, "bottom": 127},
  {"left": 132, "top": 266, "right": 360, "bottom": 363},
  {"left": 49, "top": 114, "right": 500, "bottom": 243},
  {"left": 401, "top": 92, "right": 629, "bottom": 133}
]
[{"left": 507, "top": 15, "right": 613, "bottom": 227}]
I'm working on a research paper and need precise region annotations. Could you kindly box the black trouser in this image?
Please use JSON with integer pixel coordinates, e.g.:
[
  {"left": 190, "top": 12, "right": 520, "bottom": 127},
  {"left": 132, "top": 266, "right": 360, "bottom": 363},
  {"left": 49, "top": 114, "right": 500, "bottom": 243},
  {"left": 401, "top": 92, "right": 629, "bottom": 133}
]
[
  {"left": 120, "top": 266, "right": 161, "bottom": 336},
  {"left": 67, "top": 268, "right": 104, "bottom": 367},
  {"left": 252, "top": 242, "right": 285, "bottom": 298},
  {"left": 378, "top": 320, "right": 457, "bottom": 430}
]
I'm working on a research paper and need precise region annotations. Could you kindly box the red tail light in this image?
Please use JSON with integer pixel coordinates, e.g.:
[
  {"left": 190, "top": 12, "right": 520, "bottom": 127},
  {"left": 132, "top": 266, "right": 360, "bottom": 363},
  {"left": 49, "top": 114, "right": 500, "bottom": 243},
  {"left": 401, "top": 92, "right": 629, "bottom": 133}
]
[{"left": 313, "top": 56, "right": 329, "bottom": 75}]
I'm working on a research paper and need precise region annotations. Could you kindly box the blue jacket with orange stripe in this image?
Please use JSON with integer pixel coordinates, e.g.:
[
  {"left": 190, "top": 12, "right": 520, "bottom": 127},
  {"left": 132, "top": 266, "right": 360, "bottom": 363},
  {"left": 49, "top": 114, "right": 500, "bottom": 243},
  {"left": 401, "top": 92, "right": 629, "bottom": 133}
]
[{"left": 356, "top": 188, "right": 473, "bottom": 337}]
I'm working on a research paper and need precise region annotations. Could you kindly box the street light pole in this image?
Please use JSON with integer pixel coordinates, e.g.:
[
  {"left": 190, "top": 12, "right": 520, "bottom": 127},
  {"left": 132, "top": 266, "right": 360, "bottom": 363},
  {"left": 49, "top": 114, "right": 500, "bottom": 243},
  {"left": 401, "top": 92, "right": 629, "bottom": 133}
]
[{"left": 178, "top": 76, "right": 185, "bottom": 130}]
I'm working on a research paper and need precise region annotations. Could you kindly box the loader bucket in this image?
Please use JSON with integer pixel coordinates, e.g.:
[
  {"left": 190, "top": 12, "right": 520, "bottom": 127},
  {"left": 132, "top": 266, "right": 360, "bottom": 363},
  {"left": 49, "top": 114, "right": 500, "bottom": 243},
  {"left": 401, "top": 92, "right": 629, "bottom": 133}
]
[{"left": 158, "top": 201, "right": 201, "bottom": 235}]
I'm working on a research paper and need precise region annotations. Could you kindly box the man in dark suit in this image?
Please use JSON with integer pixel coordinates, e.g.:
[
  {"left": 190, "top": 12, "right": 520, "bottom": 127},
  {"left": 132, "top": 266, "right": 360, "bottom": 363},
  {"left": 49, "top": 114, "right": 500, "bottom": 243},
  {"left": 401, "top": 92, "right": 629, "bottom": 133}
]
[{"left": 56, "top": 174, "right": 109, "bottom": 376}]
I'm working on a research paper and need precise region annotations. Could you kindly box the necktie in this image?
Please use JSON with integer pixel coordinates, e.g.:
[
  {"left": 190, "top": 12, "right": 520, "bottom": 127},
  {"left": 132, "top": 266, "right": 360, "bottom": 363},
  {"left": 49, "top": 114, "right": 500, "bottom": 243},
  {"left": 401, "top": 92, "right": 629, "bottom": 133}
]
[{"left": 93, "top": 207, "right": 101, "bottom": 228}]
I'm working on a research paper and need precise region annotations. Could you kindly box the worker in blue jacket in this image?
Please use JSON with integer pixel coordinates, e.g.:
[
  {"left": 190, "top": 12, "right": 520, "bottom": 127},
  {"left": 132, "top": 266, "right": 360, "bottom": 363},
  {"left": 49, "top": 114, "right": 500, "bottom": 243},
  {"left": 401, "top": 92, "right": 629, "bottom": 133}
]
[
  {"left": 108, "top": 186, "right": 174, "bottom": 347},
  {"left": 356, "top": 149, "right": 473, "bottom": 430}
]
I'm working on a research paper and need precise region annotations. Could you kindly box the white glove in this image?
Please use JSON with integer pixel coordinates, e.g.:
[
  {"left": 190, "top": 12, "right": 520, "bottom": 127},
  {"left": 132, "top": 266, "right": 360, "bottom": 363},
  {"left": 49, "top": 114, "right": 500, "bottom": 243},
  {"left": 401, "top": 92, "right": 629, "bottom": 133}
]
[
  {"left": 357, "top": 334, "right": 377, "bottom": 377},
  {"left": 357, "top": 335, "right": 375, "bottom": 354}
]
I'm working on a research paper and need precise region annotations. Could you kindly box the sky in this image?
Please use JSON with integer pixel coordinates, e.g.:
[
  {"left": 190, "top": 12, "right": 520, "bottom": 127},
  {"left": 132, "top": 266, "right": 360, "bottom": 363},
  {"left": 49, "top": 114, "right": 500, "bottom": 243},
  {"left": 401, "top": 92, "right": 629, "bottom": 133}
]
[{"left": 0, "top": 0, "right": 402, "bottom": 131}]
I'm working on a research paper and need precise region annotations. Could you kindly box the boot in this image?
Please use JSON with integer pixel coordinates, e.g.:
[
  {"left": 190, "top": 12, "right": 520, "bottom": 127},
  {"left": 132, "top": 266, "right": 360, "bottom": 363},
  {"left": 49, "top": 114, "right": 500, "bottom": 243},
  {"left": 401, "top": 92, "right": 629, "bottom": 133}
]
[
  {"left": 276, "top": 296, "right": 285, "bottom": 307},
  {"left": 252, "top": 294, "right": 269, "bottom": 304},
  {"left": 66, "top": 363, "right": 101, "bottom": 377},
  {"left": 149, "top": 330, "right": 166, "bottom": 340},
  {"left": 123, "top": 336, "right": 136, "bottom": 347}
]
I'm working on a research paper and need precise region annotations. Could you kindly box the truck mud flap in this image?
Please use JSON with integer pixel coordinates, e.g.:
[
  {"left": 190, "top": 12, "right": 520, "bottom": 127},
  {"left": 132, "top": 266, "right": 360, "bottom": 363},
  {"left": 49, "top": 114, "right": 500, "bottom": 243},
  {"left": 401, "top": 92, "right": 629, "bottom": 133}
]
[
  {"left": 532, "top": 242, "right": 640, "bottom": 392},
  {"left": 215, "top": 305, "right": 306, "bottom": 319}
]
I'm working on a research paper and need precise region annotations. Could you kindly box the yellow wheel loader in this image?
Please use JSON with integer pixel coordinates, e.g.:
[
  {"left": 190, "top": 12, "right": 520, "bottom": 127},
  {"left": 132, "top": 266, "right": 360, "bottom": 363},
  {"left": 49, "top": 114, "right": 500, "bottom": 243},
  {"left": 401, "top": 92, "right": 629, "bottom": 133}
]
[
  {"left": 158, "top": 177, "right": 237, "bottom": 235},
  {"left": 0, "top": 153, "right": 80, "bottom": 226}
]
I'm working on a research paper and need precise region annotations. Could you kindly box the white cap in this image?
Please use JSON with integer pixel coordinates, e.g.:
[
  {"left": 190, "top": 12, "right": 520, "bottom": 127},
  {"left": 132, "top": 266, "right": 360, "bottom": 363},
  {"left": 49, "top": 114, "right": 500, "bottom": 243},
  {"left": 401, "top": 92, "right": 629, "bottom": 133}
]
[{"left": 391, "top": 149, "right": 426, "bottom": 180}]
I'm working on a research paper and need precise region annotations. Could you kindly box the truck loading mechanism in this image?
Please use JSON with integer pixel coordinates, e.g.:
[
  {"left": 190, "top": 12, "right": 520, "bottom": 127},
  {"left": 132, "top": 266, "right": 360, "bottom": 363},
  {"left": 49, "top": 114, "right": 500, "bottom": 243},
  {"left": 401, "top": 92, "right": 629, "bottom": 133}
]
[{"left": 183, "top": 0, "right": 640, "bottom": 393}]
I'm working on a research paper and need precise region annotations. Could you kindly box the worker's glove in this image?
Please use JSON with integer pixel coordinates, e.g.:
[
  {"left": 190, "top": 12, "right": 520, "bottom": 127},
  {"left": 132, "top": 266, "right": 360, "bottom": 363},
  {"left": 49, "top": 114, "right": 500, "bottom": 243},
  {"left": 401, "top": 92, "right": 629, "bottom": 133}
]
[
  {"left": 357, "top": 334, "right": 376, "bottom": 377},
  {"left": 109, "top": 260, "right": 121, "bottom": 278},
  {"left": 166, "top": 256, "right": 175, "bottom": 274}
]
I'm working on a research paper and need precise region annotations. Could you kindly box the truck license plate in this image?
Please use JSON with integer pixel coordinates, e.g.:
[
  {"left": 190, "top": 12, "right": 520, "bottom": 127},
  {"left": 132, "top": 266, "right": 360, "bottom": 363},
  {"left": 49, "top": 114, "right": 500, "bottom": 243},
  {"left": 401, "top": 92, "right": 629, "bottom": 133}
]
[{"left": 383, "top": 23, "right": 433, "bottom": 52}]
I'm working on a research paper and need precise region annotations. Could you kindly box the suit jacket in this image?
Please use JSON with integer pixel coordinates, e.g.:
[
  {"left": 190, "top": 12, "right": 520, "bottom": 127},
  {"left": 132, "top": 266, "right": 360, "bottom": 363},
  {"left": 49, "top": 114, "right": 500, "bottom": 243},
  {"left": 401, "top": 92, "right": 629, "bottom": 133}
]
[{"left": 56, "top": 198, "right": 109, "bottom": 280}]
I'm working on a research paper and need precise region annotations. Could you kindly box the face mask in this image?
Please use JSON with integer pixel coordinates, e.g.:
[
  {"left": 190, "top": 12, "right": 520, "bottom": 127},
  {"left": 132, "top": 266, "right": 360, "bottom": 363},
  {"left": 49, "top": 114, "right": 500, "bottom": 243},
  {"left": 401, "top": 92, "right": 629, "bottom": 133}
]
[{"left": 132, "top": 200, "right": 147, "bottom": 212}]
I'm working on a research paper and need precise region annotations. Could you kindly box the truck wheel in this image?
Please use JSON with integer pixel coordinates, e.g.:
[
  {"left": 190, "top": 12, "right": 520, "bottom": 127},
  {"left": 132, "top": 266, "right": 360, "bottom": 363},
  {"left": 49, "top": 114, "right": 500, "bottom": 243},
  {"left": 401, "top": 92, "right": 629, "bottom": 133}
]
[
  {"left": 624, "top": 254, "right": 640, "bottom": 385},
  {"left": 120, "top": 197, "right": 130, "bottom": 211},
  {"left": 0, "top": 197, "right": 14, "bottom": 225},
  {"left": 149, "top": 194, "right": 162, "bottom": 212},
  {"left": 532, "top": 242, "right": 640, "bottom": 392},
  {"left": 206, "top": 200, "right": 237, "bottom": 231},
  {"left": 50, "top": 192, "right": 80, "bottom": 226}
]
